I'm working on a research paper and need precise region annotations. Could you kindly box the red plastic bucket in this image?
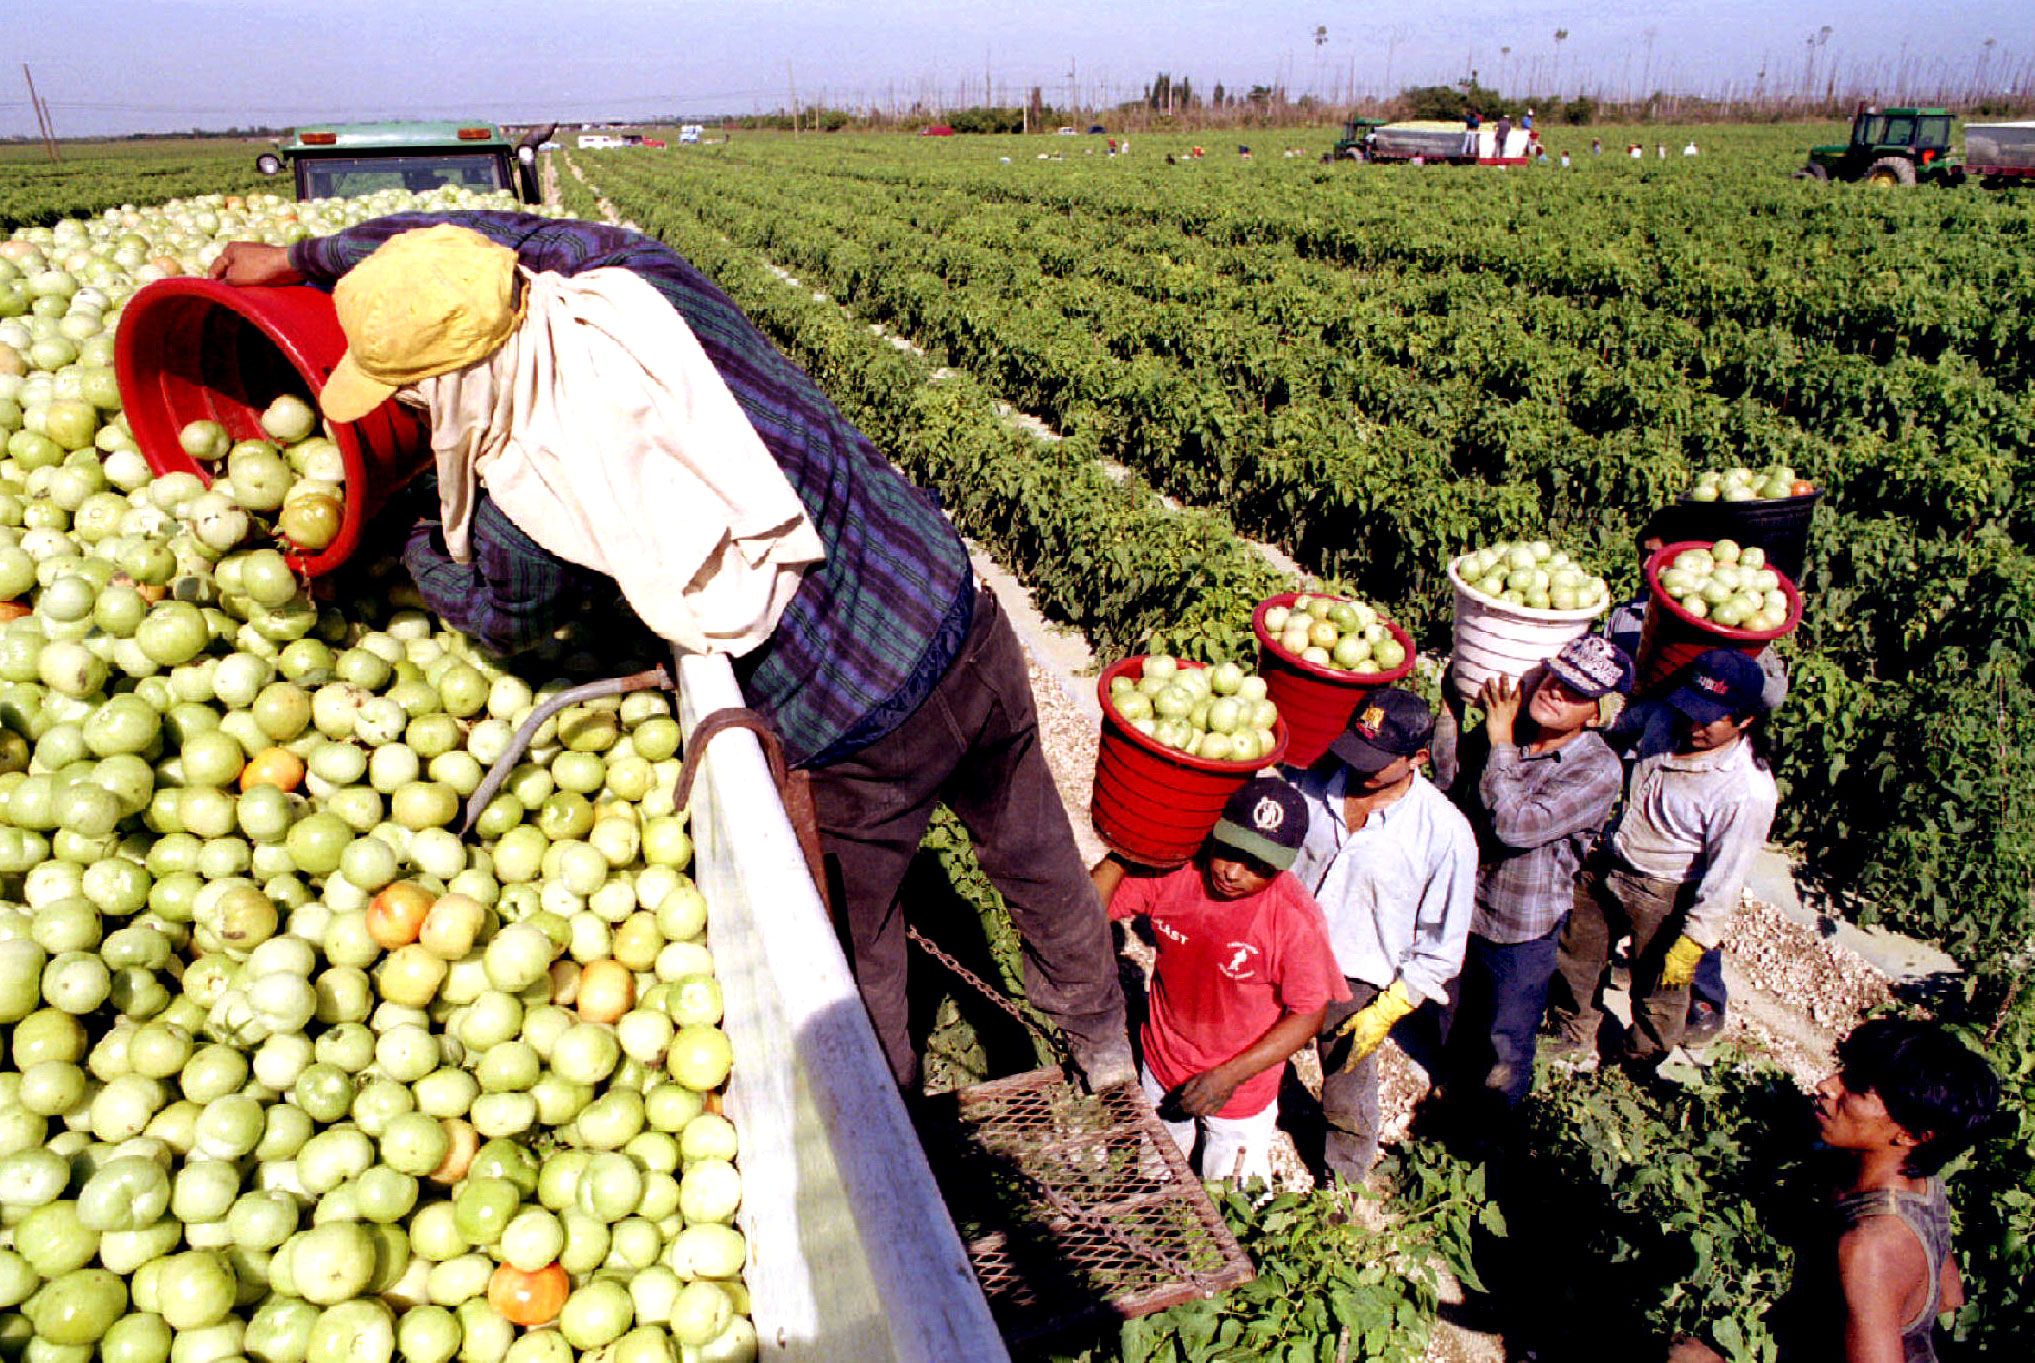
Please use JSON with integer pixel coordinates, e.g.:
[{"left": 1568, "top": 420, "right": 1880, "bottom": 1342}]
[
  {"left": 1252, "top": 593, "right": 1416, "bottom": 769},
  {"left": 1634, "top": 540, "right": 1803, "bottom": 695},
  {"left": 113, "top": 278, "right": 431, "bottom": 578},
  {"left": 1091, "top": 657, "right": 1291, "bottom": 868}
]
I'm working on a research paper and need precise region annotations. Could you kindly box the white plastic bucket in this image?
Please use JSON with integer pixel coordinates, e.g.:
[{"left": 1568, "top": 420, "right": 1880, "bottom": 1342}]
[{"left": 1446, "top": 556, "right": 1607, "bottom": 701}]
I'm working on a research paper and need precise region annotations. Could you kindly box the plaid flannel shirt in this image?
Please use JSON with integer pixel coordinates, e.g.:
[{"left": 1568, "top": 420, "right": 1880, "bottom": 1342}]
[
  {"left": 293, "top": 212, "right": 973, "bottom": 768},
  {"left": 1453, "top": 728, "right": 1624, "bottom": 944}
]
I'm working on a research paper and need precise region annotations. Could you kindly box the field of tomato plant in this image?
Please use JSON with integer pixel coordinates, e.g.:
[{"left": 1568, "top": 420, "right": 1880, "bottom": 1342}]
[
  {"left": 570, "top": 125, "right": 2035, "bottom": 965},
  {"left": 566, "top": 128, "right": 2035, "bottom": 1359},
  {"left": 1, "top": 141, "right": 267, "bottom": 231}
]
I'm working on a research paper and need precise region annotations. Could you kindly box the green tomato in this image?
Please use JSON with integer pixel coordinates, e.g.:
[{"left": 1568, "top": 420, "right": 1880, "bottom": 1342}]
[
  {"left": 452, "top": 1177, "right": 520, "bottom": 1247},
  {"left": 558, "top": 1280, "right": 634, "bottom": 1351},
  {"left": 155, "top": 1250, "right": 236, "bottom": 1330},
  {"left": 26, "top": 1267, "right": 127, "bottom": 1345},
  {"left": 289, "top": 1222, "right": 377, "bottom": 1306},
  {"left": 99, "top": 1312, "right": 172, "bottom": 1363},
  {"left": 307, "top": 1299, "right": 394, "bottom": 1363},
  {"left": 243, "top": 1295, "right": 318, "bottom": 1363}
]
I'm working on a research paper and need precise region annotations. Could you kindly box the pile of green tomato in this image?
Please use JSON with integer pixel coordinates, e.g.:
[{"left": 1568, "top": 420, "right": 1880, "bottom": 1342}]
[{"left": 0, "top": 188, "right": 758, "bottom": 1363}]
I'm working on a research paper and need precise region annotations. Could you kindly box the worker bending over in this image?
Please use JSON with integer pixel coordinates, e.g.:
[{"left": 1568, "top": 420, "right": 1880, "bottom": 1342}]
[{"left": 212, "top": 214, "right": 1134, "bottom": 1093}]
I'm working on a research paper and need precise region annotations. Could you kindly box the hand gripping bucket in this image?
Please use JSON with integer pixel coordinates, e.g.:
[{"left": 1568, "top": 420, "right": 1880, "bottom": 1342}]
[
  {"left": 1251, "top": 594, "right": 1416, "bottom": 769},
  {"left": 114, "top": 277, "right": 432, "bottom": 577},
  {"left": 1091, "top": 658, "right": 1290, "bottom": 868},
  {"left": 1633, "top": 540, "right": 1803, "bottom": 696},
  {"left": 1445, "top": 556, "right": 1605, "bottom": 702}
]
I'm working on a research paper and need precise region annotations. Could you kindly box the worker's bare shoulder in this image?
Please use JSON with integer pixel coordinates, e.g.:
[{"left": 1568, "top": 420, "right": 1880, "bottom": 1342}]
[{"left": 1835, "top": 1210, "right": 1928, "bottom": 1288}]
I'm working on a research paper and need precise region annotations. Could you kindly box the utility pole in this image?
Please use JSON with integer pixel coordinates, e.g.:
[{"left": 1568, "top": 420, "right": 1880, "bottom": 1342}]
[
  {"left": 786, "top": 61, "right": 799, "bottom": 135},
  {"left": 22, "top": 64, "right": 59, "bottom": 164}
]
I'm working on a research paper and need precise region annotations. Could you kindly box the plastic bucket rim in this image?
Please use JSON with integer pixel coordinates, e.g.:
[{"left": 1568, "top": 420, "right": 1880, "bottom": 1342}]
[
  {"left": 1674, "top": 487, "right": 1822, "bottom": 511},
  {"left": 1444, "top": 555, "right": 1611, "bottom": 625},
  {"left": 1644, "top": 539, "right": 1804, "bottom": 643},
  {"left": 1096, "top": 656, "right": 1291, "bottom": 773},
  {"left": 113, "top": 276, "right": 405, "bottom": 578},
  {"left": 1251, "top": 592, "right": 1416, "bottom": 688}
]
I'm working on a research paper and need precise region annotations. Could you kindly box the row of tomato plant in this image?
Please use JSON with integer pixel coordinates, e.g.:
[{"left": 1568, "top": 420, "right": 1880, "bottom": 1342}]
[
  {"left": 578, "top": 142, "right": 2035, "bottom": 968},
  {"left": 567, "top": 140, "right": 2035, "bottom": 1359}
]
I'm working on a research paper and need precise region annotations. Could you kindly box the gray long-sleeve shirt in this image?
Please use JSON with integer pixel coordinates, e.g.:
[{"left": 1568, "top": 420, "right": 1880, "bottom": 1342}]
[{"left": 1611, "top": 737, "right": 1778, "bottom": 947}]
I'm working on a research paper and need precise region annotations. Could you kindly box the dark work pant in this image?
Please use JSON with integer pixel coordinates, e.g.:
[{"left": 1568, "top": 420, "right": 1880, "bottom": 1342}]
[
  {"left": 806, "top": 587, "right": 1129, "bottom": 1088},
  {"left": 1444, "top": 923, "right": 1564, "bottom": 1111},
  {"left": 1550, "top": 863, "right": 1695, "bottom": 1064},
  {"left": 1690, "top": 947, "right": 1728, "bottom": 1015},
  {"left": 1317, "top": 979, "right": 1384, "bottom": 1180}
]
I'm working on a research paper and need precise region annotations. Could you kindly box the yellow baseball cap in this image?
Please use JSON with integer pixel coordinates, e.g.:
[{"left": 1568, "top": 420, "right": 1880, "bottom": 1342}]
[{"left": 319, "top": 224, "right": 526, "bottom": 424}]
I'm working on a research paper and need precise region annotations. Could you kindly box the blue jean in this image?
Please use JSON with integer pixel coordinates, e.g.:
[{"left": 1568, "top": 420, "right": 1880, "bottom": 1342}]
[
  {"left": 1690, "top": 947, "right": 1727, "bottom": 1015},
  {"left": 1446, "top": 923, "right": 1564, "bottom": 1110}
]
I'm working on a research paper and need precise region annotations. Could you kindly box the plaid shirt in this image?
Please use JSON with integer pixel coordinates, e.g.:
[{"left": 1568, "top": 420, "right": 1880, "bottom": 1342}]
[
  {"left": 1452, "top": 728, "right": 1623, "bottom": 944},
  {"left": 294, "top": 212, "right": 974, "bottom": 768},
  {"left": 400, "top": 487, "right": 612, "bottom": 657}
]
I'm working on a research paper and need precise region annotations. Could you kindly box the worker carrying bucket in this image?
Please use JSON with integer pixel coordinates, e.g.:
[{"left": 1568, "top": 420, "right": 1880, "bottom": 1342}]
[{"left": 208, "top": 213, "right": 1137, "bottom": 1094}]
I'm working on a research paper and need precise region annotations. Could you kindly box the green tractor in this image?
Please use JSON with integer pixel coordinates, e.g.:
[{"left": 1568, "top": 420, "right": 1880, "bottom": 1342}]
[
  {"left": 1325, "top": 115, "right": 1388, "bottom": 162},
  {"left": 1796, "top": 105, "right": 1962, "bottom": 186},
  {"left": 255, "top": 121, "right": 555, "bottom": 204}
]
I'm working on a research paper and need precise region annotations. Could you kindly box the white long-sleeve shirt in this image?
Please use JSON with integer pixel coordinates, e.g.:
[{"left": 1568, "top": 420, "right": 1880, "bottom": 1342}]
[
  {"left": 1285, "top": 767, "right": 1477, "bottom": 1006},
  {"left": 1612, "top": 737, "right": 1778, "bottom": 947}
]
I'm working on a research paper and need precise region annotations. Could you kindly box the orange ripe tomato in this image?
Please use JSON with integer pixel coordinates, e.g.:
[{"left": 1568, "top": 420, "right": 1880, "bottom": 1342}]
[
  {"left": 576, "top": 960, "right": 635, "bottom": 1024},
  {"left": 489, "top": 1261, "right": 571, "bottom": 1327},
  {"left": 0, "top": 602, "right": 30, "bottom": 621},
  {"left": 1790, "top": 479, "right": 1816, "bottom": 496},
  {"left": 240, "top": 746, "right": 306, "bottom": 793},
  {"left": 366, "top": 882, "right": 435, "bottom": 950}
]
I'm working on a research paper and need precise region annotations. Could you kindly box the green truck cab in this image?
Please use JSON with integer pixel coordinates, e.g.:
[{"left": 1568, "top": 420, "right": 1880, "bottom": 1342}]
[
  {"left": 1797, "top": 106, "right": 1961, "bottom": 186},
  {"left": 255, "top": 121, "right": 553, "bottom": 203}
]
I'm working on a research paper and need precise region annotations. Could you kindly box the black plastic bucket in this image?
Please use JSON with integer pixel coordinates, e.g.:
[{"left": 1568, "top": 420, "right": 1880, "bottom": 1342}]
[{"left": 1651, "top": 490, "right": 1821, "bottom": 583}]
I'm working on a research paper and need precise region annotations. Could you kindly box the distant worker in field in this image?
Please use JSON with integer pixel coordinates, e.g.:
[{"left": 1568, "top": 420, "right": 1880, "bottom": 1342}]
[
  {"left": 1092, "top": 780, "right": 1349, "bottom": 1184},
  {"left": 1521, "top": 106, "right": 1535, "bottom": 132},
  {"left": 1658, "top": 142, "right": 1668, "bottom": 159},
  {"left": 1668, "top": 1019, "right": 1999, "bottom": 1363},
  {"left": 1547, "top": 650, "right": 1777, "bottom": 1071},
  {"left": 1629, "top": 143, "right": 1644, "bottom": 158},
  {"left": 1684, "top": 140, "right": 1700, "bottom": 156},
  {"left": 207, "top": 214, "right": 1137, "bottom": 1098},
  {"left": 1493, "top": 112, "right": 1513, "bottom": 158},
  {"left": 1592, "top": 136, "right": 1603, "bottom": 155},
  {"left": 1560, "top": 150, "right": 1573, "bottom": 168},
  {"left": 1286, "top": 688, "right": 1477, "bottom": 1182}
]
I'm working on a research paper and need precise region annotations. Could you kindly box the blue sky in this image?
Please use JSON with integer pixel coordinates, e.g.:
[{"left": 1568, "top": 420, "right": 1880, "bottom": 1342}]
[{"left": 6, "top": 0, "right": 2027, "bottom": 137}]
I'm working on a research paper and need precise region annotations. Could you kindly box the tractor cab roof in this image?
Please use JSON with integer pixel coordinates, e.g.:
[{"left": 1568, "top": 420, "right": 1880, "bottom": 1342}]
[{"left": 281, "top": 121, "right": 514, "bottom": 156}]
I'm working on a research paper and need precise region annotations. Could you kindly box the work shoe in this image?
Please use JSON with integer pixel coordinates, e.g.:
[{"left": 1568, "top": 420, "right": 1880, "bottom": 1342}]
[
  {"left": 1070, "top": 1045, "right": 1138, "bottom": 1092},
  {"left": 1540, "top": 1038, "right": 1600, "bottom": 1075},
  {"left": 1683, "top": 1002, "right": 1727, "bottom": 1051}
]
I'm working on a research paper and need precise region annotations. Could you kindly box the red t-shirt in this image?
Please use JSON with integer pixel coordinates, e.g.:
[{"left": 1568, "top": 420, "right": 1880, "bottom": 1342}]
[{"left": 1110, "top": 863, "right": 1350, "bottom": 1118}]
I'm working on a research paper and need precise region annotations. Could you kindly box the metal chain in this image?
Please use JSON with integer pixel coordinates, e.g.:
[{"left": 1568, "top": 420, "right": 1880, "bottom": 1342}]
[{"left": 905, "top": 924, "right": 1066, "bottom": 1058}]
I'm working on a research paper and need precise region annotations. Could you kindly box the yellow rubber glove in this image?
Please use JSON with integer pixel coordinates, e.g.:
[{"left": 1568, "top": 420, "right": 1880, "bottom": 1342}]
[
  {"left": 1334, "top": 981, "right": 1415, "bottom": 1071},
  {"left": 1660, "top": 935, "right": 1706, "bottom": 988}
]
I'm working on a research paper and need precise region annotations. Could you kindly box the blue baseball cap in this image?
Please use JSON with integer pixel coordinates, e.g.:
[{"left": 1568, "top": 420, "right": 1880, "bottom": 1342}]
[{"left": 1665, "top": 650, "right": 1768, "bottom": 725}]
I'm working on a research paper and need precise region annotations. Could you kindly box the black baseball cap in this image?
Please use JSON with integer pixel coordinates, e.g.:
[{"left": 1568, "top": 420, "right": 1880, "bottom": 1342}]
[
  {"left": 1328, "top": 686, "right": 1435, "bottom": 773},
  {"left": 1210, "top": 778, "right": 1310, "bottom": 871},
  {"left": 1665, "top": 649, "right": 1767, "bottom": 725}
]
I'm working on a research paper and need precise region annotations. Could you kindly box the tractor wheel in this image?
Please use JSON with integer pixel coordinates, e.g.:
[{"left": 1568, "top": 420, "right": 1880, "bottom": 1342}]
[
  {"left": 1794, "top": 163, "right": 1829, "bottom": 182},
  {"left": 1865, "top": 156, "right": 1917, "bottom": 187}
]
